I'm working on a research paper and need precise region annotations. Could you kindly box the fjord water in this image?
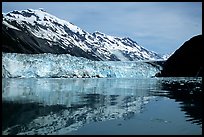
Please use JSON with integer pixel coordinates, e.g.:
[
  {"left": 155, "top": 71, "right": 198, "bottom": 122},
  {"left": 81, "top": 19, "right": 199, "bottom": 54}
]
[{"left": 2, "top": 77, "right": 202, "bottom": 135}]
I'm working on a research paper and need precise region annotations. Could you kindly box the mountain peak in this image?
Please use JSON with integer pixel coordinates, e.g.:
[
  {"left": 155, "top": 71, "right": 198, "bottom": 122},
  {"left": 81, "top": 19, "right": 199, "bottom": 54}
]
[
  {"left": 92, "top": 31, "right": 106, "bottom": 36},
  {"left": 38, "top": 8, "right": 46, "bottom": 12}
]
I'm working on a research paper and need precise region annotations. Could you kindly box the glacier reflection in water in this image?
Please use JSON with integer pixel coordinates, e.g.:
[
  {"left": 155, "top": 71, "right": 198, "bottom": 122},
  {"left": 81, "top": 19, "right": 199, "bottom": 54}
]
[{"left": 2, "top": 77, "right": 202, "bottom": 135}]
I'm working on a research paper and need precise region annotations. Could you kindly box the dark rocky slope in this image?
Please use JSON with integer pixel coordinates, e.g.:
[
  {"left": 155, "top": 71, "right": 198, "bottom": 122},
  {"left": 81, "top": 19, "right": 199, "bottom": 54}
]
[{"left": 156, "top": 35, "right": 203, "bottom": 77}]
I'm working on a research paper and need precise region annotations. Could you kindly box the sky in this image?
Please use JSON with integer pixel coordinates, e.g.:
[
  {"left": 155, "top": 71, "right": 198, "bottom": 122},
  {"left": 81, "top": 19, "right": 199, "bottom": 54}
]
[{"left": 2, "top": 2, "right": 202, "bottom": 55}]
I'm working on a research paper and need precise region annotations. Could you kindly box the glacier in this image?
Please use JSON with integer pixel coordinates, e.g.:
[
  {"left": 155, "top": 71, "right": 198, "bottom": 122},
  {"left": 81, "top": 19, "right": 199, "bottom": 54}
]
[{"left": 2, "top": 53, "right": 161, "bottom": 78}]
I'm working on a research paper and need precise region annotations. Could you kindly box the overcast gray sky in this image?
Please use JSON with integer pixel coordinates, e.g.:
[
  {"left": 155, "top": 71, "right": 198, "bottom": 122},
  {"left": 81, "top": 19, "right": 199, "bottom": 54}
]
[{"left": 2, "top": 2, "right": 202, "bottom": 54}]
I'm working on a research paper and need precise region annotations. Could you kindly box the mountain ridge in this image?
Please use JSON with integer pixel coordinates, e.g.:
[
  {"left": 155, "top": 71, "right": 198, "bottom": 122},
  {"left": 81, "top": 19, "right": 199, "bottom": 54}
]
[{"left": 2, "top": 9, "right": 163, "bottom": 61}]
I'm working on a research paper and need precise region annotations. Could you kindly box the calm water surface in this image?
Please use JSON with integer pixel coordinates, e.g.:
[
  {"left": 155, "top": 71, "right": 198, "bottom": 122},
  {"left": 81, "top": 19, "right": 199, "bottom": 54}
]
[{"left": 2, "top": 77, "right": 202, "bottom": 135}]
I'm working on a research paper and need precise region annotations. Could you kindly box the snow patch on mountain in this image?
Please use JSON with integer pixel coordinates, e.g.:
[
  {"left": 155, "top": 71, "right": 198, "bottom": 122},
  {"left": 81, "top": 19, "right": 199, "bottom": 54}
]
[{"left": 2, "top": 20, "right": 21, "bottom": 31}]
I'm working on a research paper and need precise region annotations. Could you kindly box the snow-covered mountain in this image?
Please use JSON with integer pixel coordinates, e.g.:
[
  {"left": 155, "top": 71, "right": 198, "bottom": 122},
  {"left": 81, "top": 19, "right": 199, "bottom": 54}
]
[{"left": 2, "top": 9, "right": 162, "bottom": 61}]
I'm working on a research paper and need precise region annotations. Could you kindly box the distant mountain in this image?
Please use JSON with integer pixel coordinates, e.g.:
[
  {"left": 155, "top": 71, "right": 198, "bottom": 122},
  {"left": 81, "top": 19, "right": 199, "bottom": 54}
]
[
  {"left": 156, "top": 34, "right": 203, "bottom": 77},
  {"left": 2, "top": 9, "right": 162, "bottom": 61}
]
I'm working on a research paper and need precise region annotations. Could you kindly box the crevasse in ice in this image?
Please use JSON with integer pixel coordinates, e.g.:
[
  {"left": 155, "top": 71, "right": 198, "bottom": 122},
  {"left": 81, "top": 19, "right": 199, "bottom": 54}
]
[{"left": 2, "top": 53, "right": 161, "bottom": 78}]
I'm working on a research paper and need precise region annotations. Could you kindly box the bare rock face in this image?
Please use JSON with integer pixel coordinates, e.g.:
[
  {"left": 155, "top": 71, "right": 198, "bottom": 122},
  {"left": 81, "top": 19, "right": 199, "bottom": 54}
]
[{"left": 156, "top": 35, "right": 203, "bottom": 77}]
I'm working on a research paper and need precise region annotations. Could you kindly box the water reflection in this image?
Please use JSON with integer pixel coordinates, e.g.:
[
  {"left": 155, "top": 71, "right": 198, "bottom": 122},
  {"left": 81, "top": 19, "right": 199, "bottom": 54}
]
[
  {"left": 158, "top": 78, "right": 202, "bottom": 126},
  {"left": 2, "top": 77, "right": 202, "bottom": 135},
  {"left": 2, "top": 78, "right": 155, "bottom": 135}
]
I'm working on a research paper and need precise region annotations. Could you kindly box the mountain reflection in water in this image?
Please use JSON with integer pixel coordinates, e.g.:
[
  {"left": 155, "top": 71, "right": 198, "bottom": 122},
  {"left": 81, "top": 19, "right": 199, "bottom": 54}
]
[{"left": 2, "top": 77, "right": 202, "bottom": 135}]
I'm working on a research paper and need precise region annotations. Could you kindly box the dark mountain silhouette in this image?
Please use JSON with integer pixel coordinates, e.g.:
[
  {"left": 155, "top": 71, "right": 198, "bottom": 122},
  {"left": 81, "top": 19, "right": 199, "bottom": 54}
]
[{"left": 156, "top": 35, "right": 203, "bottom": 77}]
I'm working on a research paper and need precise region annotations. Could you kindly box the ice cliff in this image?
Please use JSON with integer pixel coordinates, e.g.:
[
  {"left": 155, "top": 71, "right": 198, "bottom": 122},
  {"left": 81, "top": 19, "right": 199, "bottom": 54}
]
[{"left": 2, "top": 53, "right": 161, "bottom": 78}]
